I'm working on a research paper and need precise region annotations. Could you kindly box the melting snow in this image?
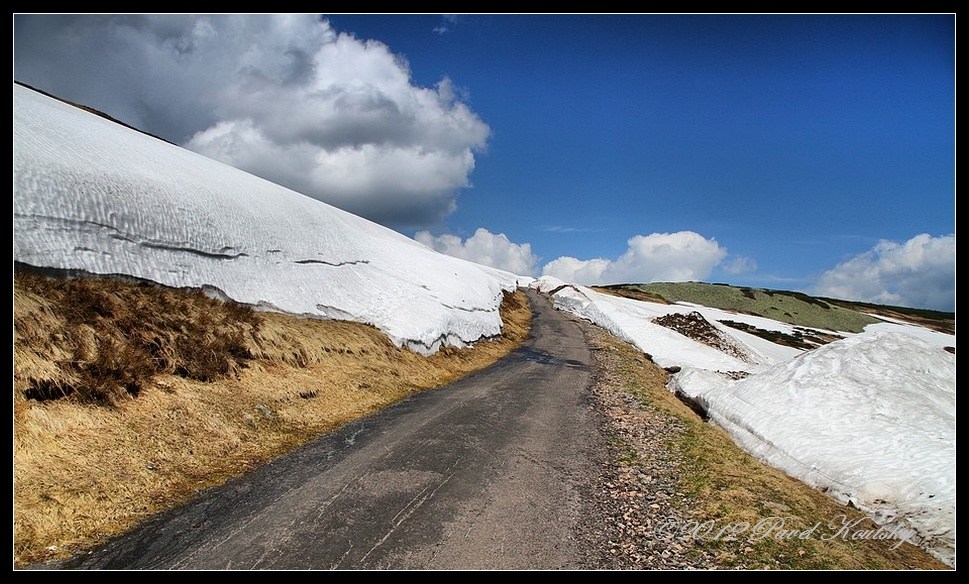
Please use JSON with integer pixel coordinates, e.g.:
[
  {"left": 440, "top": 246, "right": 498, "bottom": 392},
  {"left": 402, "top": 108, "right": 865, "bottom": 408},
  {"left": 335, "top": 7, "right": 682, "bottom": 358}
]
[
  {"left": 14, "top": 84, "right": 525, "bottom": 353},
  {"left": 532, "top": 277, "right": 955, "bottom": 565}
]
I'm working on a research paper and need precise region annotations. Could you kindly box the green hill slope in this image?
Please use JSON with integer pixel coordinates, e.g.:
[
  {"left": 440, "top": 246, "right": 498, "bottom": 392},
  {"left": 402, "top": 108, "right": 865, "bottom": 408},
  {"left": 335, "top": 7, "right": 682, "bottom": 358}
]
[{"left": 602, "top": 282, "right": 880, "bottom": 333}]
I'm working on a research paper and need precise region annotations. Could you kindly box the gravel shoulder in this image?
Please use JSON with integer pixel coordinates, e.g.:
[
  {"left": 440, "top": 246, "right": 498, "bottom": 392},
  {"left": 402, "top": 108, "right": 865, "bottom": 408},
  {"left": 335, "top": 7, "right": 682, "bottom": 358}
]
[{"left": 571, "top": 316, "right": 720, "bottom": 569}]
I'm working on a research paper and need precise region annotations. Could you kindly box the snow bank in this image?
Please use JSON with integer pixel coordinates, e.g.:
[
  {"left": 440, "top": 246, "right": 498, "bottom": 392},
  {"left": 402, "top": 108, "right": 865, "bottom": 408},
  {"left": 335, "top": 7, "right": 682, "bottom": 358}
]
[
  {"left": 542, "top": 283, "right": 955, "bottom": 565},
  {"left": 13, "top": 84, "right": 523, "bottom": 353},
  {"left": 548, "top": 284, "right": 800, "bottom": 372},
  {"left": 672, "top": 331, "right": 955, "bottom": 565},
  {"left": 864, "top": 321, "right": 955, "bottom": 350},
  {"left": 529, "top": 275, "right": 570, "bottom": 294}
]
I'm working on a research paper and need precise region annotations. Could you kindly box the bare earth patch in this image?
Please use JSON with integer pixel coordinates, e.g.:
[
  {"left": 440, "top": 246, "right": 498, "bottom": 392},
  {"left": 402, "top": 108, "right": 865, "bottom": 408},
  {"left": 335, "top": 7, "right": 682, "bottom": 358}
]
[
  {"left": 13, "top": 271, "right": 530, "bottom": 567},
  {"left": 652, "top": 311, "right": 751, "bottom": 362},
  {"left": 717, "top": 319, "right": 843, "bottom": 351}
]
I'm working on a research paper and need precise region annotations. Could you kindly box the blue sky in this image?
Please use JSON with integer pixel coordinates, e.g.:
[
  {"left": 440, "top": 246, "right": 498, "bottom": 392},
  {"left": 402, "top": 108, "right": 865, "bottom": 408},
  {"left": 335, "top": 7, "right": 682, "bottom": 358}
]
[{"left": 13, "top": 14, "right": 955, "bottom": 310}]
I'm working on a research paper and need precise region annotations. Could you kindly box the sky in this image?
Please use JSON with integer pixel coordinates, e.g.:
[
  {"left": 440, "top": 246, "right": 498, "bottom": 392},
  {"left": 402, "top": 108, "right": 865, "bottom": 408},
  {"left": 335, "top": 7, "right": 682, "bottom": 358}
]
[{"left": 13, "top": 14, "right": 956, "bottom": 310}]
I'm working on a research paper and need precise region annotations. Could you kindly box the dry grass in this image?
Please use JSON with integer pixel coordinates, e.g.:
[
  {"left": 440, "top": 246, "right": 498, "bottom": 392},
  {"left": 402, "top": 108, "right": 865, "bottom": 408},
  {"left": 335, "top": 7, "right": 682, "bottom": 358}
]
[
  {"left": 14, "top": 274, "right": 260, "bottom": 404},
  {"left": 583, "top": 324, "right": 949, "bottom": 570},
  {"left": 13, "top": 271, "right": 531, "bottom": 567}
]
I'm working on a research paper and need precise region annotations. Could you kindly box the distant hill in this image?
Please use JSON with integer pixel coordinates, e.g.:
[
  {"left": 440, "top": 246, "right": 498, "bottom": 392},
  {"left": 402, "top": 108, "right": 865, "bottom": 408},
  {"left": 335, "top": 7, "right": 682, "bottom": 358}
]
[{"left": 597, "top": 281, "right": 954, "bottom": 335}]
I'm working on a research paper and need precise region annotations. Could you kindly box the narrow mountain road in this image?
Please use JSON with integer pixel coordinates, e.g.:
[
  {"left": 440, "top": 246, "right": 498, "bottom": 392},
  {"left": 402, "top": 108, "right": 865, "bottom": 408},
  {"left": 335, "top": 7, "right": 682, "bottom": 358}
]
[{"left": 55, "top": 290, "right": 604, "bottom": 569}]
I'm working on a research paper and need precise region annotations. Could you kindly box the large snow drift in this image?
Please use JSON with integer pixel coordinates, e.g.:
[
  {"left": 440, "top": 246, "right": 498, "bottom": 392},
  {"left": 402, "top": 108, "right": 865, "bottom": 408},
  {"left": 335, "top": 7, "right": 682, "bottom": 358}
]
[
  {"left": 672, "top": 332, "right": 955, "bottom": 565},
  {"left": 534, "top": 278, "right": 955, "bottom": 565},
  {"left": 13, "top": 84, "right": 523, "bottom": 353}
]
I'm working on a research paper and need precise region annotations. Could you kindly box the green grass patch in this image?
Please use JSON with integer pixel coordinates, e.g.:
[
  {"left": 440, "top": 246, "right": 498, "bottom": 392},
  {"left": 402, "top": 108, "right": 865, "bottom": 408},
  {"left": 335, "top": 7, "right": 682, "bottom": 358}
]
[{"left": 606, "top": 282, "right": 881, "bottom": 333}]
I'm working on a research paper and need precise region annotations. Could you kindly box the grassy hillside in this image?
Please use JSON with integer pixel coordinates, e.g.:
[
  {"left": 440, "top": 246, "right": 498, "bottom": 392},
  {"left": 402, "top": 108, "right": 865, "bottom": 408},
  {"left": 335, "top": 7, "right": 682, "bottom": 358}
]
[
  {"left": 604, "top": 282, "right": 882, "bottom": 333},
  {"left": 13, "top": 269, "right": 531, "bottom": 566},
  {"left": 821, "top": 298, "right": 955, "bottom": 335}
]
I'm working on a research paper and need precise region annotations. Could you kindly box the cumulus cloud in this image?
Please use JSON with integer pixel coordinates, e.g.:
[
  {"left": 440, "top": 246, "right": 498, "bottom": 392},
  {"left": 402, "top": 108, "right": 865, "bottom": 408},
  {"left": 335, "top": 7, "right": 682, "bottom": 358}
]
[
  {"left": 14, "top": 15, "right": 489, "bottom": 228},
  {"left": 542, "top": 256, "right": 611, "bottom": 284},
  {"left": 415, "top": 228, "right": 539, "bottom": 275},
  {"left": 814, "top": 234, "right": 955, "bottom": 311},
  {"left": 542, "top": 231, "right": 728, "bottom": 285}
]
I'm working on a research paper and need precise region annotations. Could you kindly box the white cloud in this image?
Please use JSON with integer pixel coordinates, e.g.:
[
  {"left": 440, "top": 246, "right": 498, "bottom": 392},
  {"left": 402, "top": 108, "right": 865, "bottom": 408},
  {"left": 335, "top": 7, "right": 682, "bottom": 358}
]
[
  {"left": 814, "top": 234, "right": 955, "bottom": 311},
  {"left": 723, "top": 255, "right": 758, "bottom": 275},
  {"left": 542, "top": 231, "right": 728, "bottom": 285},
  {"left": 415, "top": 228, "right": 539, "bottom": 276},
  {"left": 14, "top": 15, "right": 489, "bottom": 228},
  {"left": 542, "top": 256, "right": 610, "bottom": 284}
]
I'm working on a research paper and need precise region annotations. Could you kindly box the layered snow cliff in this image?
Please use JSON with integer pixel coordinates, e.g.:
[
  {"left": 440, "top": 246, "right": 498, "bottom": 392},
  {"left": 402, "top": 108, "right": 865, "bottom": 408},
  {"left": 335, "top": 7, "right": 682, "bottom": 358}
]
[{"left": 14, "top": 84, "right": 524, "bottom": 353}]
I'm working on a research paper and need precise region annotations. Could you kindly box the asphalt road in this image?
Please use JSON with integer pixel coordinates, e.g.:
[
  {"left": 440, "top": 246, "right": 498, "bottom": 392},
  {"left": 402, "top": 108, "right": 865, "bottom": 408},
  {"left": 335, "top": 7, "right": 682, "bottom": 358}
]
[{"left": 54, "top": 289, "right": 600, "bottom": 570}]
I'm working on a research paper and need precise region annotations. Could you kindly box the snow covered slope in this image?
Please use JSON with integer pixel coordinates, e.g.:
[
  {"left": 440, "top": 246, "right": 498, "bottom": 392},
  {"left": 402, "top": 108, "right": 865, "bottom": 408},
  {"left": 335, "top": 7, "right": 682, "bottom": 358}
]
[
  {"left": 671, "top": 331, "right": 955, "bottom": 565},
  {"left": 13, "top": 84, "right": 524, "bottom": 353},
  {"left": 533, "top": 278, "right": 955, "bottom": 565},
  {"left": 543, "top": 280, "right": 806, "bottom": 373}
]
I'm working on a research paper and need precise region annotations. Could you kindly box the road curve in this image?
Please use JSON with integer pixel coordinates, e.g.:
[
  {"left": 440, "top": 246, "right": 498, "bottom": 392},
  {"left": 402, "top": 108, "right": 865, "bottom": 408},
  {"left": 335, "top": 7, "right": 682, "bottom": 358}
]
[{"left": 54, "top": 289, "right": 599, "bottom": 570}]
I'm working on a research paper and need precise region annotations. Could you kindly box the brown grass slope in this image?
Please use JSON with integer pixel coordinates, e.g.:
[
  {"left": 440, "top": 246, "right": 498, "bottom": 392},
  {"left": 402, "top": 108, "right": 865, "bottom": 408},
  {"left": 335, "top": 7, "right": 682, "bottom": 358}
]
[{"left": 13, "top": 270, "right": 531, "bottom": 567}]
